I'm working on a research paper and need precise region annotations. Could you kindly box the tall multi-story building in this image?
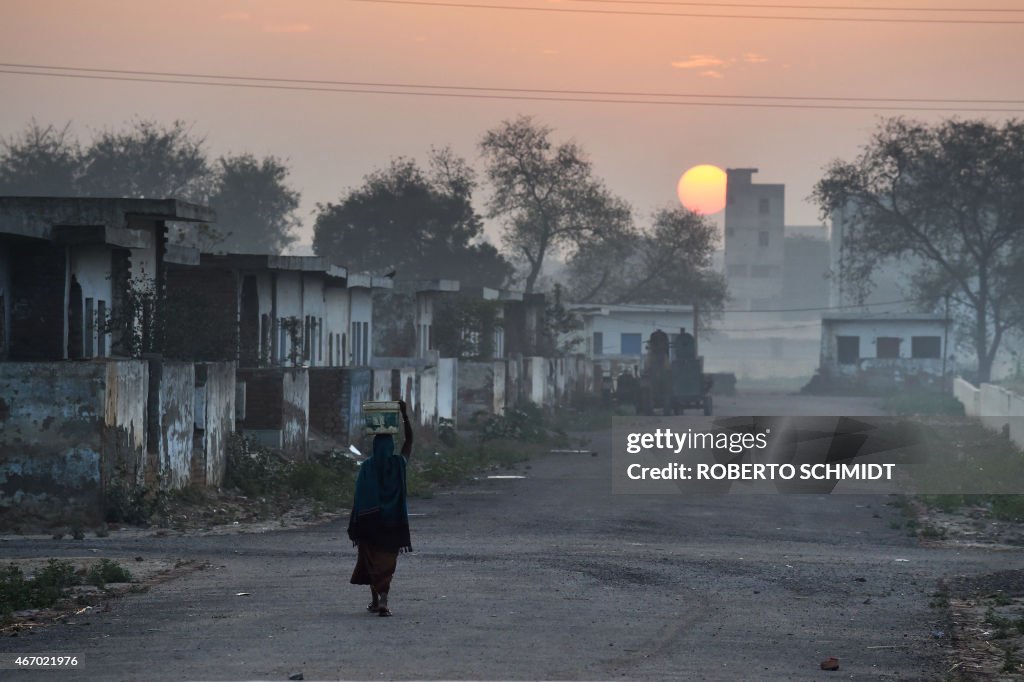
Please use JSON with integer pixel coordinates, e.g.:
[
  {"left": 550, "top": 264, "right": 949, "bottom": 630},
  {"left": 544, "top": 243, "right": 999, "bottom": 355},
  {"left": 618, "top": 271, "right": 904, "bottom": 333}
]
[{"left": 723, "top": 168, "right": 785, "bottom": 311}]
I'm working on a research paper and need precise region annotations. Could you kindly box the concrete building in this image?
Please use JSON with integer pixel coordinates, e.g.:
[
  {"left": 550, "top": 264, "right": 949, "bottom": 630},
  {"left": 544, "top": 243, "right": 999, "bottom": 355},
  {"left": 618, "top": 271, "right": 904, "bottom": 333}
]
[
  {"left": 724, "top": 168, "right": 785, "bottom": 311},
  {"left": 567, "top": 303, "right": 695, "bottom": 360},
  {"left": 817, "top": 313, "right": 951, "bottom": 390},
  {"left": 782, "top": 227, "right": 831, "bottom": 315},
  {"left": 0, "top": 197, "right": 213, "bottom": 361}
]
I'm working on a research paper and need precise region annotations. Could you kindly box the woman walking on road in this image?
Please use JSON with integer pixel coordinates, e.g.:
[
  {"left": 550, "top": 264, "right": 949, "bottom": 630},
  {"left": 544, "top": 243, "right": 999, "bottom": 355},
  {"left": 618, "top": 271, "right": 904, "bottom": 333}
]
[{"left": 348, "top": 400, "right": 414, "bottom": 617}]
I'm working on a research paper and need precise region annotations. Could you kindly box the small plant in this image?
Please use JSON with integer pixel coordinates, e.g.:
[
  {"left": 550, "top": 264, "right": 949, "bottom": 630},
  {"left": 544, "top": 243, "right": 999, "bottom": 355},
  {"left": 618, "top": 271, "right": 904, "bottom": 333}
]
[
  {"left": 0, "top": 559, "right": 81, "bottom": 614},
  {"left": 94, "top": 524, "right": 110, "bottom": 538},
  {"left": 86, "top": 559, "right": 132, "bottom": 589},
  {"left": 919, "top": 524, "right": 947, "bottom": 539},
  {"left": 71, "top": 524, "right": 85, "bottom": 541}
]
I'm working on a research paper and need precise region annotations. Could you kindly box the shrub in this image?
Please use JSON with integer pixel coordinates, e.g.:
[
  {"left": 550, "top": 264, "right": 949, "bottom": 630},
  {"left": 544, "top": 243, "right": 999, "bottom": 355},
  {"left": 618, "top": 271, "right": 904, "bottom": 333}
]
[
  {"left": 86, "top": 559, "right": 132, "bottom": 588},
  {"left": 0, "top": 559, "right": 81, "bottom": 614}
]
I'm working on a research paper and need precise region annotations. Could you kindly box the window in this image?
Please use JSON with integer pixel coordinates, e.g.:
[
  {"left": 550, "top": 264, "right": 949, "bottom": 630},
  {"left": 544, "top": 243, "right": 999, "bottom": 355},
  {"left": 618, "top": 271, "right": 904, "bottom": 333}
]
[
  {"left": 727, "top": 264, "right": 748, "bottom": 277},
  {"left": 725, "top": 227, "right": 735, "bottom": 237},
  {"left": 751, "top": 265, "right": 776, "bottom": 278},
  {"left": 328, "top": 333, "right": 334, "bottom": 366},
  {"left": 727, "top": 192, "right": 735, "bottom": 206},
  {"left": 621, "top": 333, "right": 642, "bottom": 355},
  {"left": 911, "top": 336, "right": 941, "bottom": 359},
  {"left": 876, "top": 337, "right": 901, "bottom": 359},
  {"left": 593, "top": 331, "right": 604, "bottom": 356},
  {"left": 759, "top": 197, "right": 770, "bottom": 214},
  {"left": 836, "top": 336, "right": 860, "bottom": 364},
  {"left": 758, "top": 231, "right": 770, "bottom": 247}
]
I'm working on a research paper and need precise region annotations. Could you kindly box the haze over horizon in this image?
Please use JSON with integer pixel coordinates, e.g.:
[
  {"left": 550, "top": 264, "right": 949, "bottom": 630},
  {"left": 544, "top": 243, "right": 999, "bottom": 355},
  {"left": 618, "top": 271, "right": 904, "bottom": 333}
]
[{"left": 3, "top": 0, "right": 1023, "bottom": 259}]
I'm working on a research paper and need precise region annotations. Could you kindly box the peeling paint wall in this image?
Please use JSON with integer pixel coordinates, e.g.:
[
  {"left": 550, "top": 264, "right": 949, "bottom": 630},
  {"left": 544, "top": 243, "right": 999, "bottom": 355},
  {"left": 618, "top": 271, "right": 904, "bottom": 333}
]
[
  {"left": 0, "top": 362, "right": 106, "bottom": 521},
  {"left": 419, "top": 367, "right": 438, "bottom": 427},
  {"left": 196, "top": 362, "right": 235, "bottom": 485},
  {"left": 152, "top": 361, "right": 195, "bottom": 490},
  {"left": 436, "top": 358, "right": 457, "bottom": 424},
  {"left": 308, "top": 367, "right": 372, "bottom": 444},
  {"left": 103, "top": 360, "right": 149, "bottom": 486},
  {"left": 281, "top": 368, "right": 309, "bottom": 460},
  {"left": 457, "top": 362, "right": 495, "bottom": 425}
]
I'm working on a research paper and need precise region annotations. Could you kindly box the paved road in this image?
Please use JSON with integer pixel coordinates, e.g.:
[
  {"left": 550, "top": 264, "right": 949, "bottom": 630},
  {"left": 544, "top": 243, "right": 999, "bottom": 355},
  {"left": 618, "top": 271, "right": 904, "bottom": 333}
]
[{"left": 3, "top": 394, "right": 1021, "bottom": 680}]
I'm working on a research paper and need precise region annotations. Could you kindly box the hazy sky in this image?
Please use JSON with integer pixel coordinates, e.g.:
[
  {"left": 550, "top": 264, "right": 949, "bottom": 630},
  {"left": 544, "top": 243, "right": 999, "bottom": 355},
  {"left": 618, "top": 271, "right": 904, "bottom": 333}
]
[{"left": 2, "top": 0, "right": 1023, "bottom": 256}]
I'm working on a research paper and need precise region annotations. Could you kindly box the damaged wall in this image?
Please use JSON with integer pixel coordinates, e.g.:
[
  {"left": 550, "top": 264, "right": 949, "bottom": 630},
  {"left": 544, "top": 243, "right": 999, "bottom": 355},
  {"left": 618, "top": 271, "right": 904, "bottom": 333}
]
[
  {"left": 150, "top": 360, "right": 195, "bottom": 490},
  {"left": 102, "top": 360, "right": 149, "bottom": 487},
  {"left": 0, "top": 363, "right": 105, "bottom": 521},
  {"left": 196, "top": 362, "right": 236, "bottom": 485},
  {"left": 1, "top": 361, "right": 147, "bottom": 523}
]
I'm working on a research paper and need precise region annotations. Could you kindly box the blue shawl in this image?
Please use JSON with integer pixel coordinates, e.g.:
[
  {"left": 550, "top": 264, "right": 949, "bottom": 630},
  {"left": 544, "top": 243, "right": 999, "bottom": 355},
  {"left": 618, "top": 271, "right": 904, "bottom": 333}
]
[{"left": 347, "top": 435, "right": 412, "bottom": 552}]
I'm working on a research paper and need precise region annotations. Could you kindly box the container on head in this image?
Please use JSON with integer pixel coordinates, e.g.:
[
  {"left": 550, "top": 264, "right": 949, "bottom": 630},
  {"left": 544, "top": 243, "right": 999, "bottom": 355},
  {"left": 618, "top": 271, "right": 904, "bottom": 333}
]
[{"left": 362, "top": 400, "right": 402, "bottom": 435}]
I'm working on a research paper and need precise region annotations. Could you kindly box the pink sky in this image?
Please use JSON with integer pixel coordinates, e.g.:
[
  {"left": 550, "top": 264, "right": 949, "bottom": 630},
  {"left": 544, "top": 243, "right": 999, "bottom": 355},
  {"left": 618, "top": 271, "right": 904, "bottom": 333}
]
[{"left": 2, "top": 0, "right": 1023, "bottom": 254}]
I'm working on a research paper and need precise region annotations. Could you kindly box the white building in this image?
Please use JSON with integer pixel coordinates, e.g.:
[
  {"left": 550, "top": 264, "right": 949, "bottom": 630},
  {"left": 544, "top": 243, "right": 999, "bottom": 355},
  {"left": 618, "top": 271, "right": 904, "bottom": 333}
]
[
  {"left": 567, "top": 303, "right": 696, "bottom": 360},
  {"left": 819, "top": 313, "right": 951, "bottom": 388}
]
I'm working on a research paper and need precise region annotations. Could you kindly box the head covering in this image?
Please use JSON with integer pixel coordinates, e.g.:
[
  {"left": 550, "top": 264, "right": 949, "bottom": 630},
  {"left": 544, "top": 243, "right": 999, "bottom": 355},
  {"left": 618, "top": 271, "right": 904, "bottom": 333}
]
[{"left": 347, "top": 435, "right": 412, "bottom": 552}]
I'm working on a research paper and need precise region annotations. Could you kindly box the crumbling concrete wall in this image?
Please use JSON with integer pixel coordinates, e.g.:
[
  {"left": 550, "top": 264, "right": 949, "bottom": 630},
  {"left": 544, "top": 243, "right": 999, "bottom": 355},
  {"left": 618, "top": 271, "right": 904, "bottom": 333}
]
[
  {"left": 457, "top": 361, "right": 495, "bottom": 425},
  {"left": 0, "top": 363, "right": 106, "bottom": 521},
  {"left": 309, "top": 366, "right": 372, "bottom": 445},
  {"left": 437, "top": 358, "right": 457, "bottom": 424},
  {"left": 102, "top": 360, "right": 149, "bottom": 486},
  {"left": 281, "top": 369, "right": 309, "bottom": 460},
  {"left": 523, "top": 357, "right": 548, "bottom": 407},
  {"left": 195, "top": 362, "right": 235, "bottom": 485},
  {"left": 419, "top": 366, "right": 438, "bottom": 427},
  {"left": 150, "top": 361, "right": 195, "bottom": 490},
  {"left": 372, "top": 369, "right": 392, "bottom": 401}
]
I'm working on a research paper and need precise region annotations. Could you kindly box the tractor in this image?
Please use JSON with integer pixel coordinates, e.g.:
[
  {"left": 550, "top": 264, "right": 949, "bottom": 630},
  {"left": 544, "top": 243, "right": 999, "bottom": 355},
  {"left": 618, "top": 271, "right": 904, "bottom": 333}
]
[{"left": 634, "top": 328, "right": 713, "bottom": 416}]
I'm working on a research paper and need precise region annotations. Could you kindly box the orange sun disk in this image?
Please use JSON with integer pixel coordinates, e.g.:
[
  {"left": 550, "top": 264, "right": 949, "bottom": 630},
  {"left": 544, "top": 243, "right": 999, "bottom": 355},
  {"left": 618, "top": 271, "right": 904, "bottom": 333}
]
[{"left": 677, "top": 164, "right": 727, "bottom": 215}]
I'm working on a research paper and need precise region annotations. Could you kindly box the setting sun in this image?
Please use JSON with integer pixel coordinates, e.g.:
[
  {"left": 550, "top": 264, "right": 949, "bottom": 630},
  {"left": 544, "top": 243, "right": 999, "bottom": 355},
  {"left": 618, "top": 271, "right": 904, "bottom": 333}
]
[{"left": 677, "top": 164, "right": 727, "bottom": 215}]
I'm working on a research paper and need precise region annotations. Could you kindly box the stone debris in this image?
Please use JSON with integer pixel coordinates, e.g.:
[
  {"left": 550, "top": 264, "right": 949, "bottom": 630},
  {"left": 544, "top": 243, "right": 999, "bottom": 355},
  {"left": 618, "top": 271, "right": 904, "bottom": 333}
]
[{"left": 820, "top": 656, "right": 840, "bottom": 671}]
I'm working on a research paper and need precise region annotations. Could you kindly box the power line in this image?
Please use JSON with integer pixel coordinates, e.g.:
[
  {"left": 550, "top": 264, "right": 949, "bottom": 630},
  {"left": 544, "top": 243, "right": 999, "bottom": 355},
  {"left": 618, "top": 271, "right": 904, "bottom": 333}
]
[
  {"left": 572, "top": 0, "right": 1024, "bottom": 13},
  {"left": 4, "top": 62, "right": 1023, "bottom": 105},
  {"left": 347, "top": 0, "right": 1024, "bottom": 24},
  {"left": 4, "top": 67, "right": 1024, "bottom": 113}
]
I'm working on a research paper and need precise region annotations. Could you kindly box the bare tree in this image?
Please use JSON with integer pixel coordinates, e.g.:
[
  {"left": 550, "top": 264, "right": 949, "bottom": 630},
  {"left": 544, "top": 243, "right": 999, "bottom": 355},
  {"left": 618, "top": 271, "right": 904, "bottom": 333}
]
[{"left": 479, "top": 115, "right": 632, "bottom": 293}]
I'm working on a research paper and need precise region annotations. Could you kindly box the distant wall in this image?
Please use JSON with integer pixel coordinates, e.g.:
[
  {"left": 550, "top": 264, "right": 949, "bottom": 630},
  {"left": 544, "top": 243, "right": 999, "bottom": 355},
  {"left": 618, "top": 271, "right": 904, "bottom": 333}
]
[
  {"left": 309, "top": 366, "right": 372, "bottom": 445},
  {"left": 282, "top": 369, "right": 309, "bottom": 459},
  {"left": 954, "top": 378, "right": 1024, "bottom": 450}
]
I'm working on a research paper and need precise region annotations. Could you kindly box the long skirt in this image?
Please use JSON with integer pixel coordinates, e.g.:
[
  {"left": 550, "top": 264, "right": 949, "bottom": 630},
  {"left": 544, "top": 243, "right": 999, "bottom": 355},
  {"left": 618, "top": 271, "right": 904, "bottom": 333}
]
[{"left": 350, "top": 543, "right": 398, "bottom": 594}]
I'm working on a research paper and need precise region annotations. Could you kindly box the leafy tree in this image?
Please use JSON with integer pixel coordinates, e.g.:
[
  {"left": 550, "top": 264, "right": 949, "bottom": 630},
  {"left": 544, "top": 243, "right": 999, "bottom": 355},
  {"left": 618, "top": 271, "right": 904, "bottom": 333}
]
[
  {"left": 0, "top": 121, "right": 80, "bottom": 195},
  {"left": 566, "top": 206, "right": 728, "bottom": 315},
  {"left": 77, "top": 119, "right": 212, "bottom": 200},
  {"left": 813, "top": 117, "right": 1024, "bottom": 382},
  {"left": 312, "top": 148, "right": 512, "bottom": 288},
  {"left": 0, "top": 119, "right": 302, "bottom": 255},
  {"left": 207, "top": 153, "right": 300, "bottom": 253},
  {"left": 479, "top": 115, "right": 632, "bottom": 293}
]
